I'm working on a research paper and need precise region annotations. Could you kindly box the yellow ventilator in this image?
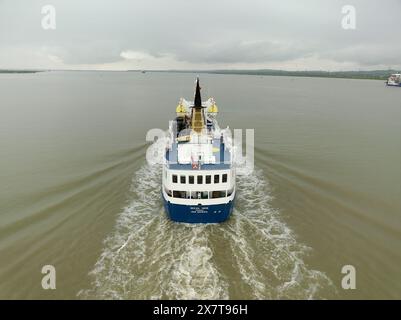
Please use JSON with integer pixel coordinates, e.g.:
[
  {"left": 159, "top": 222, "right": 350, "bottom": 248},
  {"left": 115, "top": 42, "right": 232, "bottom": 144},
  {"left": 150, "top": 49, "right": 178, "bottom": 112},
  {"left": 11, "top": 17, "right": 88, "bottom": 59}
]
[
  {"left": 207, "top": 104, "right": 219, "bottom": 114},
  {"left": 176, "top": 103, "right": 187, "bottom": 117}
]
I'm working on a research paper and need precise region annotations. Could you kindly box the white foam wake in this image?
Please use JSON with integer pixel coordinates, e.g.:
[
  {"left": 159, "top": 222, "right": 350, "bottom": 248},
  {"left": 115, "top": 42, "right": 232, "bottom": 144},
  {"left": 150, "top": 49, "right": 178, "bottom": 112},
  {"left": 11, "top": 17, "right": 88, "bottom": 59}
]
[
  {"left": 78, "top": 139, "right": 228, "bottom": 299},
  {"left": 78, "top": 139, "right": 335, "bottom": 299},
  {"left": 218, "top": 169, "right": 335, "bottom": 299}
]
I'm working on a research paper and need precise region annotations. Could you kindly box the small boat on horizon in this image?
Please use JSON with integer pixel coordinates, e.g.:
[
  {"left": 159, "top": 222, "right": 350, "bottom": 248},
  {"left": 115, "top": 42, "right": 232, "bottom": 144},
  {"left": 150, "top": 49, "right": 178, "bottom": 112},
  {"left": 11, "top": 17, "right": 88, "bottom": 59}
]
[
  {"left": 162, "top": 78, "right": 235, "bottom": 223},
  {"left": 385, "top": 73, "right": 401, "bottom": 87}
]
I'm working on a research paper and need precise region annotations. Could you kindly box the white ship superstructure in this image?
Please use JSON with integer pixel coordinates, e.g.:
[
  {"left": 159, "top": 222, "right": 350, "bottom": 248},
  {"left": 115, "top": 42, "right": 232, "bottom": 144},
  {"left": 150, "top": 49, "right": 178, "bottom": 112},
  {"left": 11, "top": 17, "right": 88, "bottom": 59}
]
[{"left": 162, "top": 78, "right": 235, "bottom": 223}]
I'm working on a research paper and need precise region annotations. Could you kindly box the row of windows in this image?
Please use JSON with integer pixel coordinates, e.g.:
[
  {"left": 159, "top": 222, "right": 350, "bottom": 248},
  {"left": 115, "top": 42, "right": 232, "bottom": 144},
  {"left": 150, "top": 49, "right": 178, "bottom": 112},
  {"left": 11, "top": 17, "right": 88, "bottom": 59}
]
[
  {"left": 172, "top": 174, "right": 228, "bottom": 184},
  {"left": 165, "top": 188, "right": 234, "bottom": 199}
]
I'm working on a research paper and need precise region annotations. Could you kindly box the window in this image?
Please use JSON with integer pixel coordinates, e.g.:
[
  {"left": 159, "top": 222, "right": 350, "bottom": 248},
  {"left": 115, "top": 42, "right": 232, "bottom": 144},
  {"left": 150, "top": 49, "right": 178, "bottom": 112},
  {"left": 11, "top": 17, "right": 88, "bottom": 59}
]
[
  {"left": 189, "top": 176, "right": 194, "bottom": 184},
  {"left": 214, "top": 174, "right": 219, "bottom": 183},
  {"left": 173, "top": 191, "right": 188, "bottom": 199},
  {"left": 191, "top": 191, "right": 208, "bottom": 199},
  {"left": 180, "top": 175, "right": 186, "bottom": 184},
  {"left": 206, "top": 175, "right": 211, "bottom": 184},
  {"left": 222, "top": 174, "right": 228, "bottom": 183},
  {"left": 197, "top": 175, "right": 203, "bottom": 184},
  {"left": 209, "top": 190, "right": 226, "bottom": 198},
  {"left": 172, "top": 175, "right": 178, "bottom": 183},
  {"left": 227, "top": 188, "right": 234, "bottom": 197}
]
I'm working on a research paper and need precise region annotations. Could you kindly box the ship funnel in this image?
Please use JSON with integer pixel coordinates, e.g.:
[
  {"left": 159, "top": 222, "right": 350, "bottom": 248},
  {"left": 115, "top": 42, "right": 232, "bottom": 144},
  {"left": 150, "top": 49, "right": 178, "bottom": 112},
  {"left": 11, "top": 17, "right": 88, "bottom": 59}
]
[
  {"left": 194, "top": 77, "right": 202, "bottom": 108},
  {"left": 191, "top": 77, "right": 205, "bottom": 133}
]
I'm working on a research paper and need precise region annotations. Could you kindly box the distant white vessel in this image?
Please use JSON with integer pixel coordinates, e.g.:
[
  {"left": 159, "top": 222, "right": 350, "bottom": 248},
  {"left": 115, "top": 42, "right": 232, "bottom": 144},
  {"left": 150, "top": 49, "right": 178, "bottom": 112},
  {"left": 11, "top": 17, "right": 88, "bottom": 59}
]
[{"left": 386, "top": 74, "right": 401, "bottom": 87}]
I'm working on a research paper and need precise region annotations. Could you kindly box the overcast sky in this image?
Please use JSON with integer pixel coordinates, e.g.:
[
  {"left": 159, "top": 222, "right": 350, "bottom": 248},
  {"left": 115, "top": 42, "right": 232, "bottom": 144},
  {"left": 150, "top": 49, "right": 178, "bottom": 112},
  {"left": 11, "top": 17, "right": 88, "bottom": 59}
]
[{"left": 0, "top": 0, "right": 400, "bottom": 70}]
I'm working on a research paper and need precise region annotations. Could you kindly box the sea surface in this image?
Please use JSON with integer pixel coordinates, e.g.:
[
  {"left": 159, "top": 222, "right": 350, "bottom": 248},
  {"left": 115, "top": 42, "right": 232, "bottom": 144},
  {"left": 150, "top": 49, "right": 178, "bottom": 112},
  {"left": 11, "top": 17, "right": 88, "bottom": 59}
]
[{"left": 0, "top": 71, "right": 400, "bottom": 299}]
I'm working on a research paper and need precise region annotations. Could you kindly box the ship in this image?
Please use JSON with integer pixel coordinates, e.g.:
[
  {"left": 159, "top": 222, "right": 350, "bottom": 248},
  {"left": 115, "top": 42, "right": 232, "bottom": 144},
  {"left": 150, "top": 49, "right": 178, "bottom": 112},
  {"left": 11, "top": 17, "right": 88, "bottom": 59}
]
[
  {"left": 386, "top": 73, "right": 401, "bottom": 87},
  {"left": 162, "top": 78, "right": 235, "bottom": 223}
]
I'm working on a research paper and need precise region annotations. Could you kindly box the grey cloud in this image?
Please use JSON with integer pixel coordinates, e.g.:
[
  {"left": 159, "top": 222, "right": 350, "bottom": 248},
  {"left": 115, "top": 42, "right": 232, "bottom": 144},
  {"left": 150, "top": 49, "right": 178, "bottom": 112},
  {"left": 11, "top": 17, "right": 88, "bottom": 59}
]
[
  {"left": 321, "top": 43, "right": 401, "bottom": 67},
  {"left": 0, "top": 0, "right": 400, "bottom": 69},
  {"left": 173, "top": 40, "right": 315, "bottom": 64}
]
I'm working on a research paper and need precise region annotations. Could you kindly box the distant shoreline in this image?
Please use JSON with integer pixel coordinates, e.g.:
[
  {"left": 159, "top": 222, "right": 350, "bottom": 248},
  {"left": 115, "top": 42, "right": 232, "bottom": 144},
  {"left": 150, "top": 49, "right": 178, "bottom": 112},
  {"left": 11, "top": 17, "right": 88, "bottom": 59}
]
[
  {"left": 1, "top": 68, "right": 397, "bottom": 80},
  {"left": 0, "top": 70, "right": 42, "bottom": 74},
  {"left": 131, "top": 69, "right": 397, "bottom": 81}
]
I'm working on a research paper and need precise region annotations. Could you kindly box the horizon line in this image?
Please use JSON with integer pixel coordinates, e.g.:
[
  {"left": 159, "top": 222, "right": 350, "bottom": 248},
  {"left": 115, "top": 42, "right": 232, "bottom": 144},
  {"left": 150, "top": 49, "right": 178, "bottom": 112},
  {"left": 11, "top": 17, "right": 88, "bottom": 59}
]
[{"left": 1, "top": 68, "right": 399, "bottom": 73}]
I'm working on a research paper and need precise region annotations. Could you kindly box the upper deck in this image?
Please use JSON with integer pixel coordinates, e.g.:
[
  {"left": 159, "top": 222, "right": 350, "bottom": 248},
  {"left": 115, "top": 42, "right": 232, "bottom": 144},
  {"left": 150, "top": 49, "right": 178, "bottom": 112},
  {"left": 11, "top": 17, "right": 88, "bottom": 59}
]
[
  {"left": 166, "top": 136, "right": 231, "bottom": 170},
  {"left": 165, "top": 77, "right": 233, "bottom": 171}
]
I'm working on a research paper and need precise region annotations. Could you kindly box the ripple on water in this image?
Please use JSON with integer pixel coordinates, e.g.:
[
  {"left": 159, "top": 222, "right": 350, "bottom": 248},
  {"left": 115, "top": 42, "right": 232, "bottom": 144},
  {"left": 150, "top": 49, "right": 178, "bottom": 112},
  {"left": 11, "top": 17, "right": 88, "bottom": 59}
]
[{"left": 78, "top": 139, "right": 335, "bottom": 299}]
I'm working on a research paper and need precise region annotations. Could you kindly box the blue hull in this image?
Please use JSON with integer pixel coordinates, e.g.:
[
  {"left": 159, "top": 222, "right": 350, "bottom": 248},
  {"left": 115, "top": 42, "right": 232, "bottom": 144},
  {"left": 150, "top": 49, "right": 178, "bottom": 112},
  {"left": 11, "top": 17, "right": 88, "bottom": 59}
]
[{"left": 163, "top": 196, "right": 235, "bottom": 223}]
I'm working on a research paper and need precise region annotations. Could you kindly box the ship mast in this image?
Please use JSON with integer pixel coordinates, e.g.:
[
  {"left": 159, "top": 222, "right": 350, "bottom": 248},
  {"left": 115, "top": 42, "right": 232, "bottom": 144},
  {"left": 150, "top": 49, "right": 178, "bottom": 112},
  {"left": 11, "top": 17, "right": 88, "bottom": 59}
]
[{"left": 191, "top": 77, "right": 206, "bottom": 133}]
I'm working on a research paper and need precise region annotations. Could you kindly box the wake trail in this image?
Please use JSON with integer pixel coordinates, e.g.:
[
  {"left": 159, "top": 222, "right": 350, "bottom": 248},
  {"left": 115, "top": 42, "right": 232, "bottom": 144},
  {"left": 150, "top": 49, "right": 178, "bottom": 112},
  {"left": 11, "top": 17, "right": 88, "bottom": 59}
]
[
  {"left": 78, "top": 139, "right": 228, "bottom": 299},
  {"left": 218, "top": 169, "right": 335, "bottom": 299},
  {"left": 78, "top": 138, "right": 335, "bottom": 299}
]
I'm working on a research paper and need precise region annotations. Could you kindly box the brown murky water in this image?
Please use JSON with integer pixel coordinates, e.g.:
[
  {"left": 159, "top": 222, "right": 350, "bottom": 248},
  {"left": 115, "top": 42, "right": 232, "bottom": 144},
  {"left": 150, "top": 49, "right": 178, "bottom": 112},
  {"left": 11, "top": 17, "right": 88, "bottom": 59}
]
[{"left": 0, "top": 71, "right": 400, "bottom": 299}]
